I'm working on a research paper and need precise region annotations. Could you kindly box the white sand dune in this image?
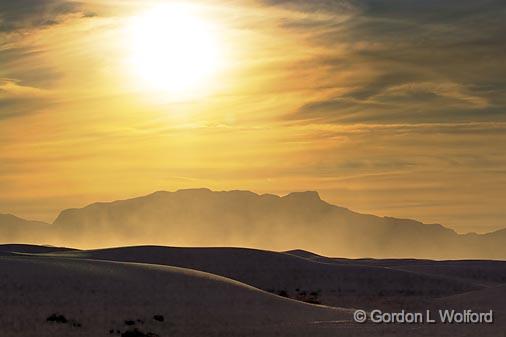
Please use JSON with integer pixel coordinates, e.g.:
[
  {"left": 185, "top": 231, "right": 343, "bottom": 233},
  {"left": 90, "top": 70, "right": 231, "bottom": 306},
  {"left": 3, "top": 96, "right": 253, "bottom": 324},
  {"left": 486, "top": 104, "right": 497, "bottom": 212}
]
[
  {"left": 421, "top": 285, "right": 506, "bottom": 336},
  {"left": 391, "top": 261, "right": 506, "bottom": 287},
  {"left": 287, "top": 250, "right": 506, "bottom": 287},
  {"left": 1, "top": 246, "right": 504, "bottom": 337},
  {"left": 0, "top": 254, "right": 353, "bottom": 337},
  {"left": 46, "top": 246, "right": 480, "bottom": 309},
  {"left": 438, "top": 284, "right": 506, "bottom": 315}
]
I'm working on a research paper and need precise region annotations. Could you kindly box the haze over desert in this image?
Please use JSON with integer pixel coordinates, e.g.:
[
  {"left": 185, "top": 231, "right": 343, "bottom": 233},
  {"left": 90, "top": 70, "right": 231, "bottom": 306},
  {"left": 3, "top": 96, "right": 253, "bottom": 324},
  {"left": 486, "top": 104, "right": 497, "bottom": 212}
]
[{"left": 1, "top": 0, "right": 505, "bottom": 336}]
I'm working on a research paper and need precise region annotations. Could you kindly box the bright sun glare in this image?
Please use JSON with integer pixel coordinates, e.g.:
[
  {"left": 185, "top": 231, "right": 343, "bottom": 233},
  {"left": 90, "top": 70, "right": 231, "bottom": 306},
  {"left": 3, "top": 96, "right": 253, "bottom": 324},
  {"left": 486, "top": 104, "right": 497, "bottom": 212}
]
[{"left": 127, "top": 4, "right": 223, "bottom": 95}]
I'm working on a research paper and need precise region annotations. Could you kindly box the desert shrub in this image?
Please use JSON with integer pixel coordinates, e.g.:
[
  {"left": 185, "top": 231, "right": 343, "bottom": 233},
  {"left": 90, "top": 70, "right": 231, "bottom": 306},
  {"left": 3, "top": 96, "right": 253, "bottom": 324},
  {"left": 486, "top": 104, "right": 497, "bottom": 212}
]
[
  {"left": 46, "top": 314, "right": 68, "bottom": 324},
  {"left": 153, "top": 315, "right": 164, "bottom": 322},
  {"left": 304, "top": 298, "right": 321, "bottom": 305},
  {"left": 121, "top": 329, "right": 159, "bottom": 337},
  {"left": 277, "top": 290, "right": 289, "bottom": 298}
]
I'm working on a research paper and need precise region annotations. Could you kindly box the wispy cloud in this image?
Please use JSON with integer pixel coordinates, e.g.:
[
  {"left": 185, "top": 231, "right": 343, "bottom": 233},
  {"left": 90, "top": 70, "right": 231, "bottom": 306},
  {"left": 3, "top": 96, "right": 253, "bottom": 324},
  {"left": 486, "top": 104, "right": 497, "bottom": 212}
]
[
  {"left": 0, "top": 0, "right": 85, "bottom": 33},
  {"left": 267, "top": 0, "right": 506, "bottom": 124},
  {"left": 0, "top": 79, "right": 50, "bottom": 97},
  {"left": 0, "top": 79, "right": 53, "bottom": 120},
  {"left": 0, "top": 0, "right": 504, "bottom": 232}
]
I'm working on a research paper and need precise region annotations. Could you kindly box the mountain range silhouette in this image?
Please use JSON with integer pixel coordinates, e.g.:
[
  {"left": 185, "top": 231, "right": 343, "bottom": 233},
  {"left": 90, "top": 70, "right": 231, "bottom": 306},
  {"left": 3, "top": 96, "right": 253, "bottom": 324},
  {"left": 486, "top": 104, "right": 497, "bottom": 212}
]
[{"left": 1, "top": 188, "right": 505, "bottom": 259}]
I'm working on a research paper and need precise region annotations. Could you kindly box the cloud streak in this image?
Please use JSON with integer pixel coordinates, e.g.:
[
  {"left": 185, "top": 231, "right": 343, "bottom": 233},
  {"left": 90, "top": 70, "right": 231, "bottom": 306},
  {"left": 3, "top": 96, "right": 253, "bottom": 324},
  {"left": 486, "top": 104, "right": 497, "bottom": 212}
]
[
  {"left": 0, "top": 0, "right": 84, "bottom": 33},
  {"left": 268, "top": 0, "right": 506, "bottom": 124}
]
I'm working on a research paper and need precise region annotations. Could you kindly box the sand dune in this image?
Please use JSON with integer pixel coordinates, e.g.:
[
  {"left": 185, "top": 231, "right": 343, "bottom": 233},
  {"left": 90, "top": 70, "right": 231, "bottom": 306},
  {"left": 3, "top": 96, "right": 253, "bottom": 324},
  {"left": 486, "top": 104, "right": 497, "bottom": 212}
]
[
  {"left": 439, "top": 284, "right": 506, "bottom": 313},
  {"left": 0, "top": 244, "right": 75, "bottom": 254},
  {"left": 427, "top": 285, "right": 506, "bottom": 335},
  {"left": 46, "top": 245, "right": 480, "bottom": 309},
  {"left": 1, "top": 245, "right": 504, "bottom": 337},
  {"left": 392, "top": 262, "right": 506, "bottom": 287},
  {"left": 0, "top": 254, "right": 352, "bottom": 337},
  {"left": 289, "top": 252, "right": 506, "bottom": 287}
]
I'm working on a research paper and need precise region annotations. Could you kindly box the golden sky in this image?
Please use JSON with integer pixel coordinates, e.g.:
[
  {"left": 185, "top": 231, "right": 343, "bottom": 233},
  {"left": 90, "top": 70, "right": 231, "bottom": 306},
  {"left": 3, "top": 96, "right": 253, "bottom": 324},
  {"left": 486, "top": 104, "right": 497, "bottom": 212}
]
[{"left": 1, "top": 0, "right": 505, "bottom": 233}]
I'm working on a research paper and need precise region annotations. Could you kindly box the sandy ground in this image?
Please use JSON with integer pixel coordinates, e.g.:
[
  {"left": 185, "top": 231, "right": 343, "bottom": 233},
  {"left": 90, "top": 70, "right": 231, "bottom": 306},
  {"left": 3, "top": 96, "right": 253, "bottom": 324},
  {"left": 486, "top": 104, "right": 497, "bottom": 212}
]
[
  {"left": 44, "top": 246, "right": 481, "bottom": 308},
  {"left": 1, "top": 245, "right": 505, "bottom": 337},
  {"left": 0, "top": 254, "right": 354, "bottom": 337}
]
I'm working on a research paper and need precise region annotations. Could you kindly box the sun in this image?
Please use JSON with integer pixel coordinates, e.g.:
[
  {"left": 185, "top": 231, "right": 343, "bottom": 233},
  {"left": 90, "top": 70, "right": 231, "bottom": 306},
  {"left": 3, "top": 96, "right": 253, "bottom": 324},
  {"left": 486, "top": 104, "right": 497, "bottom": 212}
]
[{"left": 127, "top": 4, "right": 223, "bottom": 96}]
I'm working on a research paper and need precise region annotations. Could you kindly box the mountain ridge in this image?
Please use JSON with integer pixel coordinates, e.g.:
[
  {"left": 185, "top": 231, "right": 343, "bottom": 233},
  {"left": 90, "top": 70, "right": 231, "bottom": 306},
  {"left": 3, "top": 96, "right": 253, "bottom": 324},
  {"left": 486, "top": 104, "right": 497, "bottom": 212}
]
[{"left": 2, "top": 188, "right": 505, "bottom": 259}]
